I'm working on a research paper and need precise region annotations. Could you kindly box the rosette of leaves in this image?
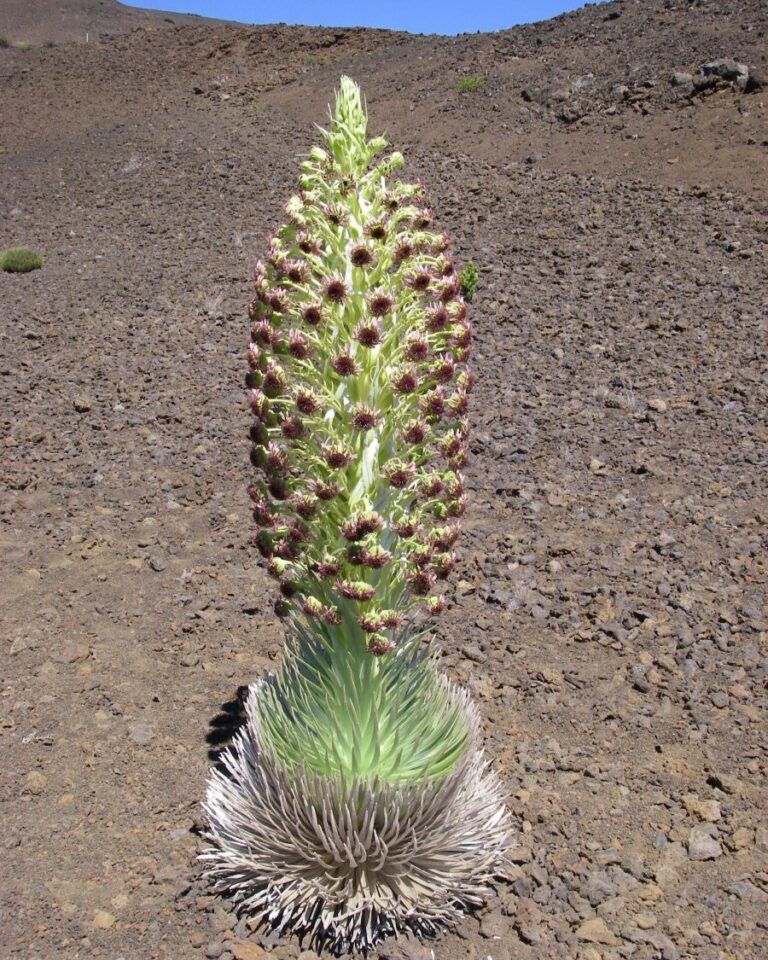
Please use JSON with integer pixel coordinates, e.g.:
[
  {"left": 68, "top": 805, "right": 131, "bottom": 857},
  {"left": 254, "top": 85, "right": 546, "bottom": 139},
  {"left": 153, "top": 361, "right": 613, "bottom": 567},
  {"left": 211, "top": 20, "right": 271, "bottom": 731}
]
[{"left": 203, "top": 77, "right": 510, "bottom": 954}]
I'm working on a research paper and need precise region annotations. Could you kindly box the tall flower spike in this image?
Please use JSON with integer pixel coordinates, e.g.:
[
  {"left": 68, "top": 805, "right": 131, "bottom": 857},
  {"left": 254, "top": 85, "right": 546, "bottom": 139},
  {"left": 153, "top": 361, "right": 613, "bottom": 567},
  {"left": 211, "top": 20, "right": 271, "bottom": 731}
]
[{"left": 203, "top": 76, "right": 510, "bottom": 954}]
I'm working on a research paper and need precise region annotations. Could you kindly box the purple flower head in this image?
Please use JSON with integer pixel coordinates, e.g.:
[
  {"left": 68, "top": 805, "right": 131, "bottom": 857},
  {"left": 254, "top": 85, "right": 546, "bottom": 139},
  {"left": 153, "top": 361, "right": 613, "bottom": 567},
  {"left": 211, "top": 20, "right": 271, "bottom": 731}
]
[
  {"left": 426, "top": 594, "right": 446, "bottom": 615},
  {"left": 247, "top": 344, "right": 261, "bottom": 370},
  {"left": 425, "top": 304, "right": 448, "bottom": 332},
  {"left": 391, "top": 366, "right": 418, "bottom": 395},
  {"left": 322, "top": 203, "right": 348, "bottom": 227},
  {"left": 421, "top": 388, "right": 445, "bottom": 418},
  {"left": 392, "top": 238, "right": 414, "bottom": 264},
  {"left": 419, "top": 474, "right": 444, "bottom": 499},
  {"left": 251, "top": 319, "right": 276, "bottom": 345},
  {"left": 323, "top": 605, "right": 342, "bottom": 625},
  {"left": 350, "top": 244, "right": 375, "bottom": 268},
  {"left": 294, "top": 389, "right": 320, "bottom": 415},
  {"left": 380, "top": 610, "right": 403, "bottom": 629},
  {"left": 311, "top": 480, "right": 340, "bottom": 501},
  {"left": 382, "top": 459, "right": 415, "bottom": 489},
  {"left": 301, "top": 302, "right": 324, "bottom": 327},
  {"left": 265, "top": 442, "right": 289, "bottom": 475},
  {"left": 282, "top": 259, "right": 308, "bottom": 283},
  {"left": 287, "top": 330, "right": 311, "bottom": 360},
  {"left": 354, "top": 320, "right": 382, "bottom": 348},
  {"left": 431, "top": 356, "right": 455, "bottom": 383},
  {"left": 324, "top": 276, "right": 348, "bottom": 303},
  {"left": 291, "top": 493, "right": 318, "bottom": 519},
  {"left": 368, "top": 291, "right": 394, "bottom": 317},
  {"left": 313, "top": 555, "right": 340, "bottom": 578},
  {"left": 413, "top": 208, "right": 433, "bottom": 229},
  {"left": 341, "top": 510, "right": 383, "bottom": 541},
  {"left": 430, "top": 233, "right": 450, "bottom": 255},
  {"left": 322, "top": 443, "right": 355, "bottom": 469},
  {"left": 365, "top": 220, "right": 387, "bottom": 241},
  {"left": 302, "top": 596, "right": 323, "bottom": 618},
  {"left": 351, "top": 404, "right": 380, "bottom": 431},
  {"left": 404, "top": 334, "right": 429, "bottom": 362},
  {"left": 434, "top": 552, "right": 456, "bottom": 578},
  {"left": 405, "top": 268, "right": 432, "bottom": 293},
  {"left": 268, "top": 288, "right": 290, "bottom": 314},
  {"left": 392, "top": 518, "right": 419, "bottom": 538},
  {"left": 336, "top": 580, "right": 377, "bottom": 602},
  {"left": 332, "top": 351, "right": 359, "bottom": 376},
  {"left": 407, "top": 567, "right": 436, "bottom": 596},
  {"left": 438, "top": 276, "right": 461, "bottom": 303},
  {"left": 249, "top": 388, "right": 268, "bottom": 417},
  {"left": 279, "top": 415, "right": 304, "bottom": 440},
  {"left": 262, "top": 362, "right": 287, "bottom": 397},
  {"left": 367, "top": 634, "right": 395, "bottom": 655},
  {"left": 448, "top": 389, "right": 470, "bottom": 416},
  {"left": 358, "top": 611, "right": 384, "bottom": 634},
  {"left": 296, "top": 231, "right": 321, "bottom": 255},
  {"left": 403, "top": 419, "right": 429, "bottom": 444},
  {"left": 357, "top": 545, "right": 392, "bottom": 569}
]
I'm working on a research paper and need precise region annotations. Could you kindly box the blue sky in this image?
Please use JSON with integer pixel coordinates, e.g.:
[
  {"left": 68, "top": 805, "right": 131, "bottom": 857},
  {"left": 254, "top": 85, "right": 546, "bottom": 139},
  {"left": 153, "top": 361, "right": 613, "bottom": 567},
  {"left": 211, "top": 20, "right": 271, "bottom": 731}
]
[{"left": 124, "top": 0, "right": 598, "bottom": 35}]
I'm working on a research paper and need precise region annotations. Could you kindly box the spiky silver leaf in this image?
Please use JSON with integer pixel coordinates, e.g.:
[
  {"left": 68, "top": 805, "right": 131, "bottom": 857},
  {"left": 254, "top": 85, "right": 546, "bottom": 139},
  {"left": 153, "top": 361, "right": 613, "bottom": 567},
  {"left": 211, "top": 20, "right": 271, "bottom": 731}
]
[{"left": 202, "top": 678, "right": 511, "bottom": 955}]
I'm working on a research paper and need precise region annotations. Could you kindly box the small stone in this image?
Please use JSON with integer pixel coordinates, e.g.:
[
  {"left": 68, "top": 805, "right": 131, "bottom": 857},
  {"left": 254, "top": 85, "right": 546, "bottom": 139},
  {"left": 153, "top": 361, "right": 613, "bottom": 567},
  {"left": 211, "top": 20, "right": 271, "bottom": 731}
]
[
  {"left": 576, "top": 917, "right": 620, "bottom": 945},
  {"left": 206, "top": 943, "right": 226, "bottom": 959},
  {"left": 647, "top": 398, "right": 667, "bottom": 413},
  {"left": 479, "top": 912, "right": 510, "bottom": 939},
  {"left": 682, "top": 794, "right": 721, "bottom": 822},
  {"left": 26, "top": 771, "right": 46, "bottom": 795},
  {"left": 710, "top": 690, "right": 728, "bottom": 708},
  {"left": 92, "top": 910, "right": 116, "bottom": 929},
  {"left": 461, "top": 643, "right": 486, "bottom": 663},
  {"left": 230, "top": 942, "right": 268, "bottom": 960},
  {"left": 635, "top": 911, "right": 657, "bottom": 929},
  {"left": 210, "top": 907, "right": 236, "bottom": 933},
  {"left": 731, "top": 827, "right": 754, "bottom": 850},
  {"left": 688, "top": 824, "right": 723, "bottom": 860},
  {"left": 74, "top": 396, "right": 93, "bottom": 412},
  {"left": 181, "top": 652, "right": 200, "bottom": 667},
  {"left": 128, "top": 723, "right": 155, "bottom": 745},
  {"left": 53, "top": 643, "right": 90, "bottom": 664},
  {"left": 149, "top": 556, "right": 167, "bottom": 572}
]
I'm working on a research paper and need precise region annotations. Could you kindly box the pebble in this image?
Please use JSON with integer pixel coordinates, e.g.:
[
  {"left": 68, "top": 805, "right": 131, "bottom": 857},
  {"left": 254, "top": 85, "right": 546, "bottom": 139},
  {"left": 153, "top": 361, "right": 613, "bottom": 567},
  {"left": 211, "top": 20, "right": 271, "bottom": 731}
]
[
  {"left": 73, "top": 396, "right": 93, "bottom": 412},
  {"left": 128, "top": 723, "right": 155, "bottom": 745},
  {"left": 576, "top": 916, "right": 620, "bottom": 945},
  {"left": 92, "top": 910, "right": 116, "bottom": 929},
  {"left": 688, "top": 824, "right": 723, "bottom": 860},
  {"left": 682, "top": 794, "right": 721, "bottom": 822},
  {"left": 479, "top": 912, "right": 510, "bottom": 939},
  {"left": 230, "top": 941, "right": 268, "bottom": 960},
  {"left": 25, "top": 771, "right": 47, "bottom": 795}
]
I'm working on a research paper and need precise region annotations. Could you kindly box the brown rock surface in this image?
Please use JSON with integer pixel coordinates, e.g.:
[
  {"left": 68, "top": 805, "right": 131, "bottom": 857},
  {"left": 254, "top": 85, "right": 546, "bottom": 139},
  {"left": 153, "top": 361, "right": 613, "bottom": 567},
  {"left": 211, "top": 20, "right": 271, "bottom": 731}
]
[{"left": 1, "top": 1, "right": 766, "bottom": 959}]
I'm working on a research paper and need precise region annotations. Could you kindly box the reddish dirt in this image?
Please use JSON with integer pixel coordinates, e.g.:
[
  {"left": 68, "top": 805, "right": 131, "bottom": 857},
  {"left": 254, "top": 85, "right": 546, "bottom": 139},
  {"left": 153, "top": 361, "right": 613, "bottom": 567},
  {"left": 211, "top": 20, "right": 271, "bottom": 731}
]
[{"left": 1, "top": 1, "right": 766, "bottom": 959}]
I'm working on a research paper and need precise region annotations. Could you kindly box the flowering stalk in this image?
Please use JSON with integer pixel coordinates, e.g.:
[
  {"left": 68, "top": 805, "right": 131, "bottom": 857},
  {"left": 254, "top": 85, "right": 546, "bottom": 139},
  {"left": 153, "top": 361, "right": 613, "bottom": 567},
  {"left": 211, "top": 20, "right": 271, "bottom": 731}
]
[
  {"left": 204, "top": 77, "right": 509, "bottom": 954},
  {"left": 246, "top": 77, "right": 471, "bottom": 656}
]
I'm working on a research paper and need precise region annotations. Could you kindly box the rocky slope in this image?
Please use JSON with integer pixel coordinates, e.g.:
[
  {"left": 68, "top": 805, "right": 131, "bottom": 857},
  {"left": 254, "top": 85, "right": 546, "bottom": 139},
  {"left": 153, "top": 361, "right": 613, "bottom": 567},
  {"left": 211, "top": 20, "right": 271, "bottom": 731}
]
[{"left": 1, "top": 1, "right": 766, "bottom": 959}]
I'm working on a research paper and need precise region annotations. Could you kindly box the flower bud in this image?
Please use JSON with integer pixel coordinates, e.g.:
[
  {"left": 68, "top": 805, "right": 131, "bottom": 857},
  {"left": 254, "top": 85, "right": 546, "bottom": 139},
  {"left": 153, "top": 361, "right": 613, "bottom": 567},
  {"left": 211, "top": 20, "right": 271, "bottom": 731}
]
[{"left": 337, "top": 580, "right": 377, "bottom": 602}]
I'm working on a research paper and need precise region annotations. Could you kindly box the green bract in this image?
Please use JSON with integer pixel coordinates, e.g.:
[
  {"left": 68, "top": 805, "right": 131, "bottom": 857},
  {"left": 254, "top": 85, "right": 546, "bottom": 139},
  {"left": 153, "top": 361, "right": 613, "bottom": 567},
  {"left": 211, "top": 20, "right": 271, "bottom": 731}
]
[{"left": 203, "top": 78, "right": 510, "bottom": 955}]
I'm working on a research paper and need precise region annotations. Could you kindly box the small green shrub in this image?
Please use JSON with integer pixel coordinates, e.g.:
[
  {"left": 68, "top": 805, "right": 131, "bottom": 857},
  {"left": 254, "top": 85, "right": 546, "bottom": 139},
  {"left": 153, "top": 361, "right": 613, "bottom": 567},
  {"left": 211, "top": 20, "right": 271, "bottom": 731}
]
[
  {"left": 1, "top": 247, "right": 43, "bottom": 273},
  {"left": 0, "top": 36, "right": 10, "bottom": 48},
  {"left": 459, "top": 261, "right": 478, "bottom": 302},
  {"left": 458, "top": 74, "right": 484, "bottom": 94},
  {"left": 14, "top": 41, "right": 31, "bottom": 51}
]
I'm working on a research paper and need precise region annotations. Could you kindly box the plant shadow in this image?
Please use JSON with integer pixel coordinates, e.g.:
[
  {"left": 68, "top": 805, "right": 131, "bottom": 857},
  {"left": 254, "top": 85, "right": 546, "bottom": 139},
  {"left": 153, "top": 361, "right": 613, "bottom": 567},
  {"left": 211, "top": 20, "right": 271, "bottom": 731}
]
[{"left": 206, "top": 684, "right": 249, "bottom": 772}]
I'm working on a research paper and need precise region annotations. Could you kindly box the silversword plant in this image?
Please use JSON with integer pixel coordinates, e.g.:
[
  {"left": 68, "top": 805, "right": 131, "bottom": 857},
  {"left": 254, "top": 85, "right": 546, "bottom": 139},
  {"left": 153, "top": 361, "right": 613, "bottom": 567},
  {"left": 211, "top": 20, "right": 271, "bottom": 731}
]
[{"left": 203, "top": 77, "right": 510, "bottom": 955}]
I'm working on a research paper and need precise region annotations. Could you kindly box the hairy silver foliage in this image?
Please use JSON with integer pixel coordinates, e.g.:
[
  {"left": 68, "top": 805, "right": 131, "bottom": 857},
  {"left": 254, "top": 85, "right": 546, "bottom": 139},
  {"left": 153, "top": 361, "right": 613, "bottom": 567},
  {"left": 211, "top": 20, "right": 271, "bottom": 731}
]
[{"left": 202, "top": 678, "right": 511, "bottom": 954}]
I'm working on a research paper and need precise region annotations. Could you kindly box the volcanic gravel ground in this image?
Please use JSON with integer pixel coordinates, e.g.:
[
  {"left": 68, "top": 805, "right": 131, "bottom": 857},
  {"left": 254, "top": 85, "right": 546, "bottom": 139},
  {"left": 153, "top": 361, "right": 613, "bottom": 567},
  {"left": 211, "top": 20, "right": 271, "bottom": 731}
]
[{"left": 1, "top": 1, "right": 766, "bottom": 958}]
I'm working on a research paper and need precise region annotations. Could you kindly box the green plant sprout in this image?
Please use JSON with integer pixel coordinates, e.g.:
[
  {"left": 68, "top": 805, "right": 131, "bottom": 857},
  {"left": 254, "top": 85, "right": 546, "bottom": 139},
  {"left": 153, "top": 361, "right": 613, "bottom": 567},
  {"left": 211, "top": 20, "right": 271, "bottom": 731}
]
[
  {"left": 458, "top": 74, "right": 485, "bottom": 93},
  {"left": 0, "top": 247, "right": 42, "bottom": 273},
  {"left": 203, "top": 77, "right": 510, "bottom": 955},
  {"left": 460, "top": 260, "right": 478, "bottom": 302}
]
